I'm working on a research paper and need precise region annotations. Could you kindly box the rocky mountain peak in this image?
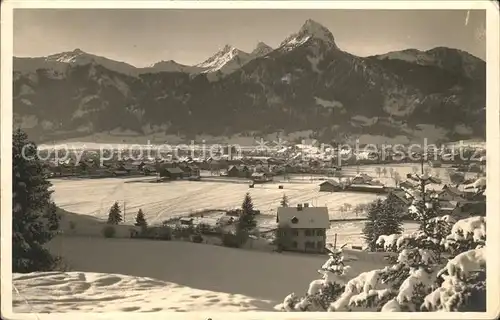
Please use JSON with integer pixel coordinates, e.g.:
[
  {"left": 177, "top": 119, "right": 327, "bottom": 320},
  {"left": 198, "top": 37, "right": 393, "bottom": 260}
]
[
  {"left": 251, "top": 42, "right": 273, "bottom": 57},
  {"left": 279, "top": 19, "right": 338, "bottom": 50}
]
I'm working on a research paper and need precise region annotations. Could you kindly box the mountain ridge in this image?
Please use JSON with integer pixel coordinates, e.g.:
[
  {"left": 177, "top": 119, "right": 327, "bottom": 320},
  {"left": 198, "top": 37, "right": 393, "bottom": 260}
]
[{"left": 13, "top": 19, "right": 486, "bottom": 144}]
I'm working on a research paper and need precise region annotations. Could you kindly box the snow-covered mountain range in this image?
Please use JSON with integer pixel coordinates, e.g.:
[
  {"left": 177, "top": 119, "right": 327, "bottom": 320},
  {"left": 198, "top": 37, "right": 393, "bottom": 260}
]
[
  {"left": 14, "top": 41, "right": 275, "bottom": 79},
  {"left": 13, "top": 19, "right": 486, "bottom": 143}
]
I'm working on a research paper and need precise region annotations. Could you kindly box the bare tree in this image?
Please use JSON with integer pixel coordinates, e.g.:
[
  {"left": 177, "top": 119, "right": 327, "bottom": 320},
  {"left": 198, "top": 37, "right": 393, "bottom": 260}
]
[
  {"left": 389, "top": 167, "right": 394, "bottom": 178},
  {"left": 393, "top": 171, "right": 402, "bottom": 187},
  {"left": 344, "top": 203, "right": 352, "bottom": 212},
  {"left": 375, "top": 167, "right": 382, "bottom": 177}
]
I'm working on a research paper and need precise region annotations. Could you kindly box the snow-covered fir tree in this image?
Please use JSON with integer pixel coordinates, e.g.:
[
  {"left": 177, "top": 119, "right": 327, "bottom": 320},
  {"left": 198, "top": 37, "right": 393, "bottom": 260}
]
[
  {"left": 237, "top": 192, "right": 257, "bottom": 234},
  {"left": 277, "top": 216, "right": 486, "bottom": 312}
]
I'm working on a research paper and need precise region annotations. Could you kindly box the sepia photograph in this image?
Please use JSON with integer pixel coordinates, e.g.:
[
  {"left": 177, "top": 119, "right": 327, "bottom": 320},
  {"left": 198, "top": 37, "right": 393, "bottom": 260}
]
[{"left": 1, "top": 1, "right": 499, "bottom": 319}]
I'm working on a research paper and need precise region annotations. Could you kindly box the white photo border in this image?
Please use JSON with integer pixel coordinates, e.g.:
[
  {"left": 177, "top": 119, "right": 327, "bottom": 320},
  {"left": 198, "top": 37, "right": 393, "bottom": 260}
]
[{"left": 1, "top": 1, "right": 499, "bottom": 320}]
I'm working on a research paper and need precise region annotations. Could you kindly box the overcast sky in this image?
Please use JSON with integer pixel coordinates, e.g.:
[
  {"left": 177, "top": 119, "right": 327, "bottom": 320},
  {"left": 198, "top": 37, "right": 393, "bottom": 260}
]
[{"left": 13, "top": 9, "right": 486, "bottom": 67}]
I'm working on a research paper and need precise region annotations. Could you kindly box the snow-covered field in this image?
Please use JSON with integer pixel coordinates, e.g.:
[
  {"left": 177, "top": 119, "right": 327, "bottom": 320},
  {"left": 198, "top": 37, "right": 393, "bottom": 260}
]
[
  {"left": 13, "top": 236, "right": 391, "bottom": 312},
  {"left": 50, "top": 177, "right": 383, "bottom": 225},
  {"left": 50, "top": 163, "right": 474, "bottom": 226}
]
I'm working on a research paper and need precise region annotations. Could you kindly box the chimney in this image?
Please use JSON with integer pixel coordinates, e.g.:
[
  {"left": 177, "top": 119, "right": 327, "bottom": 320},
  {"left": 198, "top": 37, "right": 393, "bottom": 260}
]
[
  {"left": 304, "top": 203, "right": 309, "bottom": 208},
  {"left": 297, "top": 203, "right": 303, "bottom": 211}
]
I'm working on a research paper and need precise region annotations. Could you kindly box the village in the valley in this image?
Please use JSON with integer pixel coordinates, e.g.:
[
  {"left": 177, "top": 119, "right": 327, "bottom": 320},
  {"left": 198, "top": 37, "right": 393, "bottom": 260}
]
[{"left": 38, "top": 140, "right": 486, "bottom": 254}]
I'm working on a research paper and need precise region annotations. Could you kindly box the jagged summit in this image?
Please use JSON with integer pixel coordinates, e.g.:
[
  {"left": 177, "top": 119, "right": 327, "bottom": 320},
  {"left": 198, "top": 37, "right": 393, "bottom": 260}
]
[
  {"left": 298, "top": 19, "right": 337, "bottom": 46},
  {"left": 196, "top": 44, "right": 250, "bottom": 72},
  {"left": 280, "top": 19, "right": 338, "bottom": 50}
]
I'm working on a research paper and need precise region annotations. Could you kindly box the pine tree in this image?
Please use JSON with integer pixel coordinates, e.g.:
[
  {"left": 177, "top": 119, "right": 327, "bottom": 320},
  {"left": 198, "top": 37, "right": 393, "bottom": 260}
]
[
  {"left": 362, "top": 199, "right": 385, "bottom": 251},
  {"left": 107, "top": 202, "right": 123, "bottom": 225},
  {"left": 280, "top": 194, "right": 289, "bottom": 207},
  {"left": 12, "top": 129, "right": 61, "bottom": 272},
  {"left": 134, "top": 209, "right": 147, "bottom": 228},
  {"left": 237, "top": 192, "right": 257, "bottom": 234}
]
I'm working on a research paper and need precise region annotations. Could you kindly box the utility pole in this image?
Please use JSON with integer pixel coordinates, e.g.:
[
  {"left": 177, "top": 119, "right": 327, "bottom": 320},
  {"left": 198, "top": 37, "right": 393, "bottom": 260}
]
[{"left": 123, "top": 200, "right": 126, "bottom": 223}]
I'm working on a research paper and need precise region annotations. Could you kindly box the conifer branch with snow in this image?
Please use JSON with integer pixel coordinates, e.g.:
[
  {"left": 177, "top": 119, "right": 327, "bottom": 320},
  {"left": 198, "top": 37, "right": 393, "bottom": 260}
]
[{"left": 277, "top": 216, "right": 486, "bottom": 312}]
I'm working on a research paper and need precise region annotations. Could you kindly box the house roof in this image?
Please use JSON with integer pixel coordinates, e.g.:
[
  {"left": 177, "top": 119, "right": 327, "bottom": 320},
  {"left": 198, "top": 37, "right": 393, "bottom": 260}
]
[
  {"left": 399, "top": 180, "right": 416, "bottom": 189},
  {"left": 252, "top": 172, "right": 270, "bottom": 177},
  {"left": 277, "top": 206, "right": 330, "bottom": 229},
  {"left": 348, "top": 184, "right": 385, "bottom": 189},
  {"left": 389, "top": 191, "right": 411, "bottom": 206},
  {"left": 320, "top": 180, "right": 340, "bottom": 187},
  {"left": 440, "top": 185, "right": 465, "bottom": 198}
]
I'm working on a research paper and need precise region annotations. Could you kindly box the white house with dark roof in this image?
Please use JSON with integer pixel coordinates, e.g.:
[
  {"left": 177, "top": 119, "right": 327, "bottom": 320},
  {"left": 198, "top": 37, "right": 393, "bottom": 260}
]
[{"left": 276, "top": 203, "right": 330, "bottom": 253}]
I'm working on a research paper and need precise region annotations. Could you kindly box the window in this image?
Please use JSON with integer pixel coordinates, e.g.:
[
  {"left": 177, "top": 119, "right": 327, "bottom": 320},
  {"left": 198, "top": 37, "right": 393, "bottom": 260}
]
[
  {"left": 316, "top": 241, "right": 324, "bottom": 249},
  {"left": 316, "top": 229, "right": 325, "bottom": 236},
  {"left": 292, "top": 230, "right": 299, "bottom": 236},
  {"left": 291, "top": 216, "right": 299, "bottom": 224},
  {"left": 305, "top": 229, "right": 312, "bottom": 236},
  {"left": 292, "top": 241, "right": 298, "bottom": 248},
  {"left": 305, "top": 241, "right": 315, "bottom": 249}
]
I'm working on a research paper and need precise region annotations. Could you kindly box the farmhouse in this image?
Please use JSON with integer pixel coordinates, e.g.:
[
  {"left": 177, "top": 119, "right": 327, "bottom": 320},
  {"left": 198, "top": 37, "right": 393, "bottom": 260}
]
[
  {"left": 468, "top": 163, "right": 482, "bottom": 173},
  {"left": 181, "top": 164, "right": 201, "bottom": 178},
  {"left": 463, "top": 177, "right": 486, "bottom": 192},
  {"left": 227, "top": 165, "right": 252, "bottom": 178},
  {"left": 319, "top": 180, "right": 342, "bottom": 192},
  {"left": 438, "top": 199, "right": 486, "bottom": 218},
  {"left": 437, "top": 185, "right": 467, "bottom": 202},
  {"left": 350, "top": 173, "right": 373, "bottom": 185},
  {"left": 386, "top": 190, "right": 412, "bottom": 216},
  {"left": 276, "top": 204, "right": 330, "bottom": 254},
  {"left": 179, "top": 217, "right": 194, "bottom": 226},
  {"left": 142, "top": 164, "right": 157, "bottom": 175},
  {"left": 398, "top": 180, "right": 415, "bottom": 190}
]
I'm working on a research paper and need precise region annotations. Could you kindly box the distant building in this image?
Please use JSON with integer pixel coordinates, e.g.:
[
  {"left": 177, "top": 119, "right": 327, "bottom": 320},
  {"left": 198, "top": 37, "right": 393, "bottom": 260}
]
[
  {"left": 398, "top": 180, "right": 416, "bottom": 192},
  {"left": 179, "top": 217, "right": 194, "bottom": 226},
  {"left": 276, "top": 204, "right": 330, "bottom": 254},
  {"left": 251, "top": 172, "right": 273, "bottom": 183},
  {"left": 468, "top": 163, "right": 482, "bottom": 173},
  {"left": 350, "top": 173, "right": 373, "bottom": 185},
  {"left": 160, "top": 167, "right": 184, "bottom": 180},
  {"left": 386, "top": 190, "right": 412, "bottom": 216},
  {"left": 319, "top": 180, "right": 342, "bottom": 192},
  {"left": 437, "top": 185, "right": 467, "bottom": 202},
  {"left": 227, "top": 165, "right": 252, "bottom": 178},
  {"left": 344, "top": 184, "right": 387, "bottom": 194}
]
